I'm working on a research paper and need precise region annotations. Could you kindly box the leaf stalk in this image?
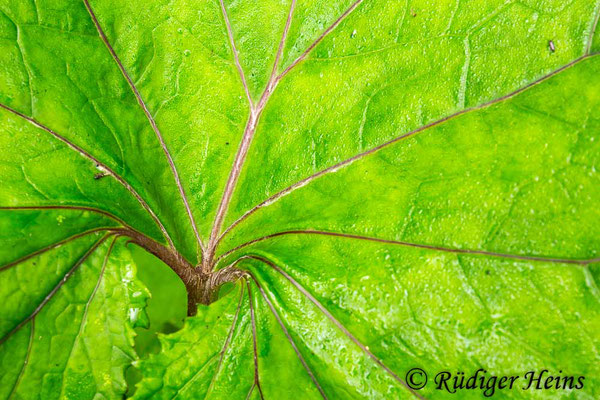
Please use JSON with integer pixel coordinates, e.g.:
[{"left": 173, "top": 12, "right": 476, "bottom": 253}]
[{"left": 115, "top": 228, "right": 243, "bottom": 315}]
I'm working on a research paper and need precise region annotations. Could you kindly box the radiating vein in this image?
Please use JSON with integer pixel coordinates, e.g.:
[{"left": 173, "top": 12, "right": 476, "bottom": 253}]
[
  {"left": 245, "top": 383, "right": 256, "bottom": 400},
  {"left": 268, "top": 0, "right": 297, "bottom": 84},
  {"left": 208, "top": 110, "right": 260, "bottom": 269},
  {"left": 277, "top": 0, "right": 365, "bottom": 81},
  {"left": 58, "top": 236, "right": 116, "bottom": 399},
  {"left": 0, "top": 236, "right": 108, "bottom": 346},
  {"left": 0, "top": 205, "right": 128, "bottom": 226},
  {"left": 246, "top": 281, "right": 264, "bottom": 400},
  {"left": 207, "top": 0, "right": 363, "bottom": 268},
  {"left": 200, "top": 284, "right": 245, "bottom": 400},
  {"left": 0, "top": 103, "right": 173, "bottom": 248},
  {"left": 218, "top": 230, "right": 600, "bottom": 266},
  {"left": 0, "top": 227, "right": 113, "bottom": 272},
  {"left": 173, "top": 354, "right": 219, "bottom": 400},
  {"left": 217, "top": 54, "right": 596, "bottom": 244},
  {"left": 83, "top": 0, "right": 203, "bottom": 256},
  {"left": 246, "top": 272, "right": 327, "bottom": 399},
  {"left": 249, "top": 256, "right": 426, "bottom": 400},
  {"left": 587, "top": 0, "right": 600, "bottom": 54},
  {"left": 208, "top": 0, "right": 288, "bottom": 265},
  {"left": 0, "top": 206, "right": 185, "bottom": 285},
  {"left": 219, "top": 0, "right": 254, "bottom": 107}
]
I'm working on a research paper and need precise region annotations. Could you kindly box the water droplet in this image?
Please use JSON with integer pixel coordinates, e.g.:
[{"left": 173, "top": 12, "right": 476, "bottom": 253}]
[
  {"left": 128, "top": 307, "right": 140, "bottom": 323},
  {"left": 184, "top": 49, "right": 191, "bottom": 57}
]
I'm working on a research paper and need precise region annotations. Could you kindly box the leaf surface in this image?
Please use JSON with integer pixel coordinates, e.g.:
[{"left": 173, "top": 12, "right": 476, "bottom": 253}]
[
  {"left": 1, "top": 0, "right": 600, "bottom": 399},
  {"left": 0, "top": 235, "right": 149, "bottom": 399}
]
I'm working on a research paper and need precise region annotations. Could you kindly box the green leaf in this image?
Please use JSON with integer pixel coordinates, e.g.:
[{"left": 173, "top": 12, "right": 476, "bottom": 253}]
[
  {"left": 1, "top": 0, "right": 600, "bottom": 399},
  {"left": 0, "top": 234, "right": 149, "bottom": 399}
]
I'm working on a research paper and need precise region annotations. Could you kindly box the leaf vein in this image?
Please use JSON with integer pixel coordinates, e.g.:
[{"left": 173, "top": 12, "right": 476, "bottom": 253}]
[
  {"left": 218, "top": 0, "right": 254, "bottom": 108},
  {"left": 197, "top": 284, "right": 245, "bottom": 400},
  {"left": 57, "top": 236, "right": 117, "bottom": 399},
  {"left": 0, "top": 103, "right": 174, "bottom": 248},
  {"left": 0, "top": 227, "right": 114, "bottom": 273},
  {"left": 246, "top": 271, "right": 328, "bottom": 399},
  {"left": 218, "top": 230, "right": 600, "bottom": 267},
  {"left": 277, "top": 0, "right": 365, "bottom": 81},
  {"left": 246, "top": 281, "right": 264, "bottom": 400},
  {"left": 0, "top": 235, "right": 109, "bottom": 346},
  {"left": 82, "top": 0, "right": 203, "bottom": 255},
  {"left": 587, "top": 0, "right": 600, "bottom": 54},
  {"left": 248, "top": 256, "right": 425, "bottom": 399},
  {"left": 208, "top": 0, "right": 365, "bottom": 266},
  {"left": 217, "top": 54, "right": 597, "bottom": 244}
]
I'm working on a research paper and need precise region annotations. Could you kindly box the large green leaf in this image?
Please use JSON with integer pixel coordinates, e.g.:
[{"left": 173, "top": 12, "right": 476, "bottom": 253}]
[{"left": 1, "top": 0, "right": 599, "bottom": 399}]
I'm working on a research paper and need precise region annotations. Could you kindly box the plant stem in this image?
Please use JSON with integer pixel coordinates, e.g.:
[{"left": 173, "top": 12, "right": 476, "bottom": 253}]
[{"left": 116, "top": 228, "right": 243, "bottom": 316}]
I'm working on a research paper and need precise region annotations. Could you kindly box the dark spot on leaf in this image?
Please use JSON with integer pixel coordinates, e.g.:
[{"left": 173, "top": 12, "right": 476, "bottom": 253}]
[
  {"left": 225, "top": 142, "right": 229, "bottom": 145},
  {"left": 410, "top": 9, "right": 417, "bottom": 17},
  {"left": 94, "top": 173, "right": 106, "bottom": 180},
  {"left": 485, "top": 270, "right": 491, "bottom": 275}
]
